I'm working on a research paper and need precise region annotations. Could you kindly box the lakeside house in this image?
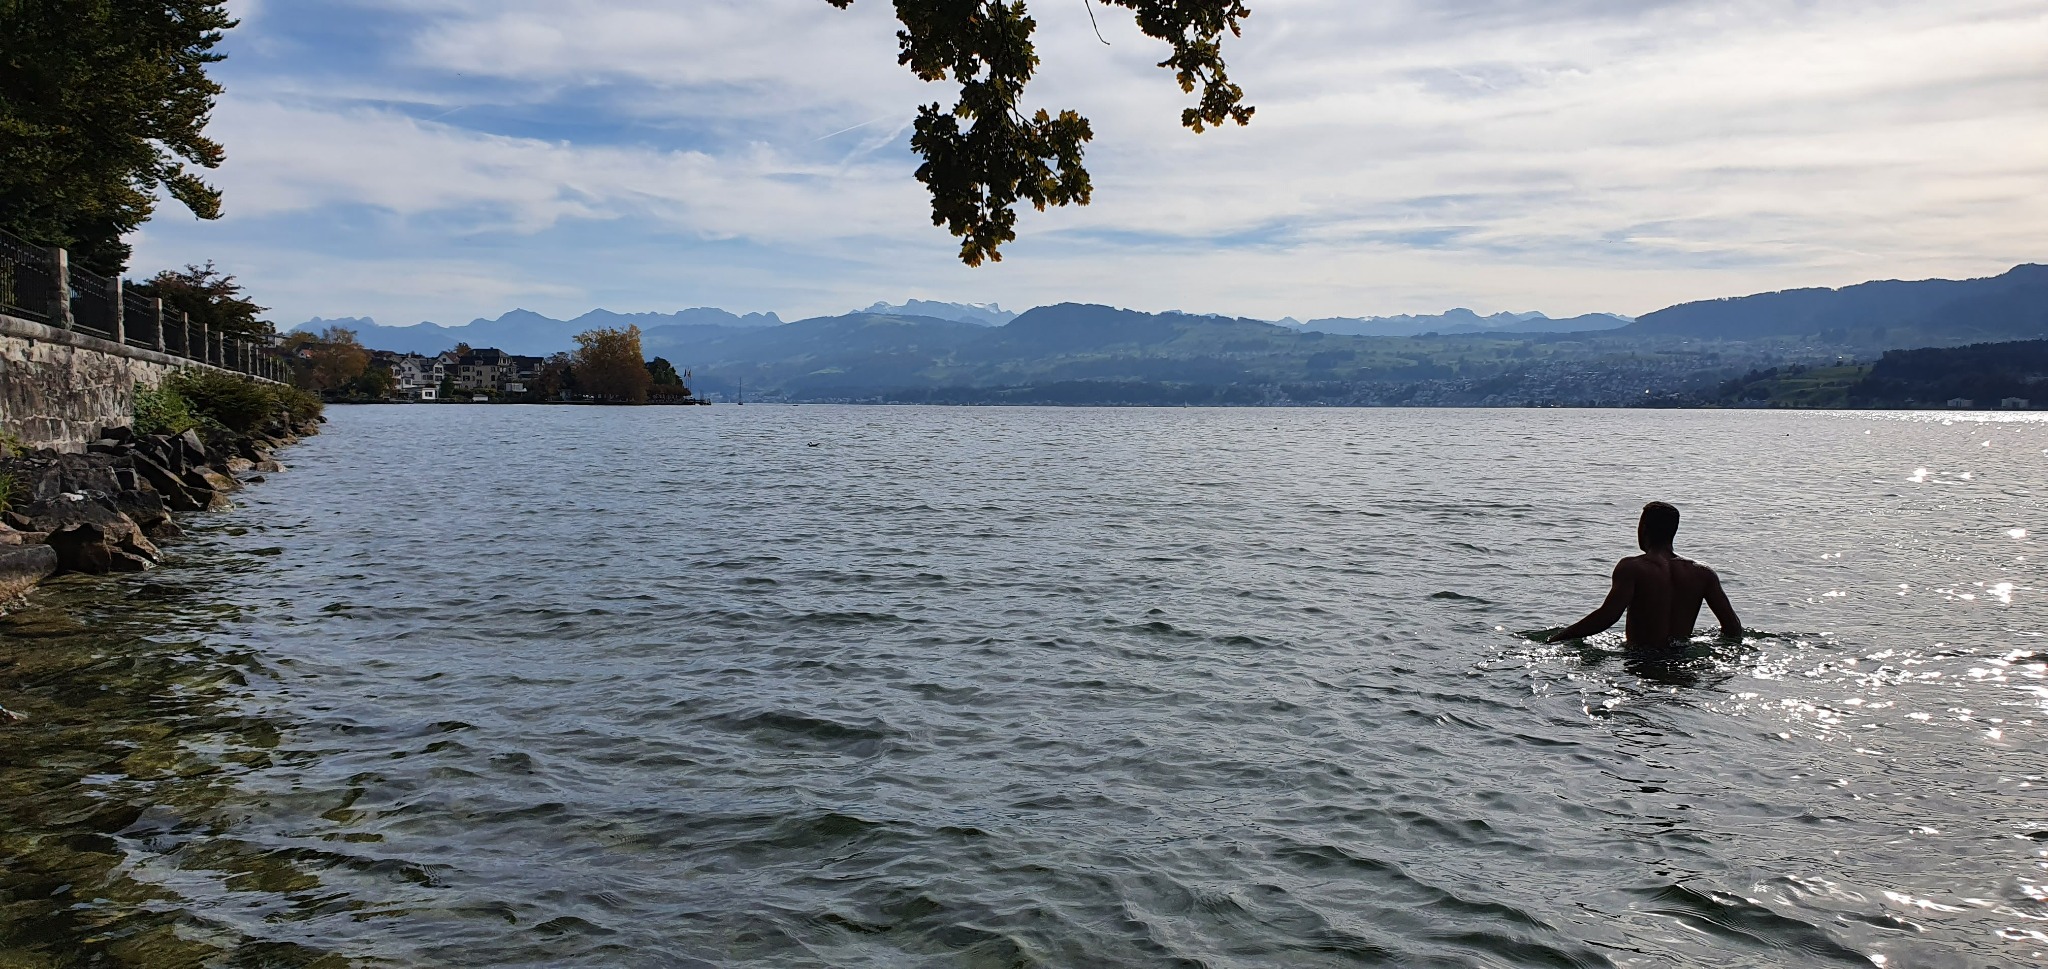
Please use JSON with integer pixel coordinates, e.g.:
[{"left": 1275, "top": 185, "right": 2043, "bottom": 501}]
[
  {"left": 447, "top": 348, "right": 546, "bottom": 394},
  {"left": 387, "top": 352, "right": 444, "bottom": 401},
  {"left": 1946, "top": 397, "right": 1974, "bottom": 408},
  {"left": 455, "top": 348, "right": 513, "bottom": 391},
  {"left": 2001, "top": 396, "right": 2030, "bottom": 409}
]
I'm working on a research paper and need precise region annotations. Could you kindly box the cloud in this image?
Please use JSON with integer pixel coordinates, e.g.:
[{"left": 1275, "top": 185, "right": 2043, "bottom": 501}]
[{"left": 137, "top": 0, "right": 2048, "bottom": 325}]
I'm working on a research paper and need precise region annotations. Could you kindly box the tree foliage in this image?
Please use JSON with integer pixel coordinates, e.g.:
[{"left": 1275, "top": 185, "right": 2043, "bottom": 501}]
[
  {"left": 128, "top": 261, "right": 270, "bottom": 336},
  {"left": 535, "top": 351, "right": 575, "bottom": 400},
  {"left": 0, "top": 0, "right": 235, "bottom": 274},
  {"left": 645, "top": 356, "right": 684, "bottom": 387},
  {"left": 285, "top": 325, "right": 369, "bottom": 393},
  {"left": 827, "top": 0, "right": 1253, "bottom": 266},
  {"left": 573, "top": 325, "right": 653, "bottom": 404}
]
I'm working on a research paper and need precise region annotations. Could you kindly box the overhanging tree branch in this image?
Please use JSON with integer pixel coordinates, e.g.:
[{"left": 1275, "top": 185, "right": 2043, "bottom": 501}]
[{"left": 827, "top": 0, "right": 1253, "bottom": 266}]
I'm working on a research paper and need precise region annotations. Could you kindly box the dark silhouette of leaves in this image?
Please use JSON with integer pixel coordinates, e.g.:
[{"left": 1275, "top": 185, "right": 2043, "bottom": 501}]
[{"left": 827, "top": 0, "right": 1253, "bottom": 265}]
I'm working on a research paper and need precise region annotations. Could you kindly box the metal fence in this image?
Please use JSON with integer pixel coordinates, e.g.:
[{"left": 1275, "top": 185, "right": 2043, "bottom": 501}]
[{"left": 0, "top": 227, "right": 286, "bottom": 382}]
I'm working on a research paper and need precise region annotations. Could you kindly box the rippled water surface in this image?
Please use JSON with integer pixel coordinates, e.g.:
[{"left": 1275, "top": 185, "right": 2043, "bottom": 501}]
[{"left": 4, "top": 406, "right": 2045, "bottom": 968}]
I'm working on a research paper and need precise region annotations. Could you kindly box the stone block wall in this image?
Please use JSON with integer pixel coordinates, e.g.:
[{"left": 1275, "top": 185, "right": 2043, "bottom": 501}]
[{"left": 1, "top": 314, "right": 195, "bottom": 452}]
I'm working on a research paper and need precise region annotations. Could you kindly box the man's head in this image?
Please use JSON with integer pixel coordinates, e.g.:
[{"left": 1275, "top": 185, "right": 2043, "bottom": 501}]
[{"left": 1638, "top": 501, "right": 1680, "bottom": 551}]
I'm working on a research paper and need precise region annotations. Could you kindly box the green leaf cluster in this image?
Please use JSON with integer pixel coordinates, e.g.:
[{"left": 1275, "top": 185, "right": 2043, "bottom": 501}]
[
  {"left": 135, "top": 370, "right": 322, "bottom": 437},
  {"left": 131, "top": 381, "right": 200, "bottom": 436},
  {"left": 645, "top": 356, "right": 684, "bottom": 387},
  {"left": 829, "top": 0, "right": 1252, "bottom": 266},
  {"left": 0, "top": 0, "right": 235, "bottom": 274}
]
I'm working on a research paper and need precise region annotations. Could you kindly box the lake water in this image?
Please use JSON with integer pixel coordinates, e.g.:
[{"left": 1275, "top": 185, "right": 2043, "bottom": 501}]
[{"left": 2, "top": 405, "right": 2043, "bottom": 968}]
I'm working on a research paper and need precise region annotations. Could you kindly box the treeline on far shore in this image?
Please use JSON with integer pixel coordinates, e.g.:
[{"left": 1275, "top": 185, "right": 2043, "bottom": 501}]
[{"left": 1715, "top": 339, "right": 2047, "bottom": 409}]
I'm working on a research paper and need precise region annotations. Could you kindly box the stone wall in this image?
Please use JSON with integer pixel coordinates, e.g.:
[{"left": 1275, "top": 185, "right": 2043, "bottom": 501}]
[{"left": 0, "top": 313, "right": 262, "bottom": 452}]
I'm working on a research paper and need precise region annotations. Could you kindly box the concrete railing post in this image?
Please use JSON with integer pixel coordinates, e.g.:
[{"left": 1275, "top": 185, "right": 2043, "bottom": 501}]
[
  {"left": 49, "top": 247, "right": 73, "bottom": 330},
  {"left": 199, "top": 322, "right": 210, "bottom": 364},
  {"left": 152, "top": 298, "right": 166, "bottom": 352},
  {"left": 111, "top": 278, "right": 125, "bottom": 345}
]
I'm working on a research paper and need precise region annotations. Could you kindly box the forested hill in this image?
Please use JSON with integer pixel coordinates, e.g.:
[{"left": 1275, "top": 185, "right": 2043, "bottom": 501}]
[
  {"left": 637, "top": 303, "right": 1587, "bottom": 401},
  {"left": 1630, "top": 264, "right": 2048, "bottom": 344},
  {"left": 1851, "top": 340, "right": 2048, "bottom": 405}
]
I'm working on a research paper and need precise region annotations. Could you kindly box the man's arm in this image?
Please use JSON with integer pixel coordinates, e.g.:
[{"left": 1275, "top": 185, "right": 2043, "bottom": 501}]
[
  {"left": 1704, "top": 568, "right": 1742, "bottom": 639},
  {"left": 1547, "top": 560, "right": 1634, "bottom": 643}
]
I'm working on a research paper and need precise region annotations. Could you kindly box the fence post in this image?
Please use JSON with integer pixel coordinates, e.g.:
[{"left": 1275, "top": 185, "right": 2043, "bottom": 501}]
[
  {"left": 152, "top": 299, "right": 166, "bottom": 352},
  {"left": 111, "top": 279, "right": 125, "bottom": 344},
  {"left": 199, "top": 322, "right": 210, "bottom": 364},
  {"left": 49, "top": 247, "right": 73, "bottom": 330}
]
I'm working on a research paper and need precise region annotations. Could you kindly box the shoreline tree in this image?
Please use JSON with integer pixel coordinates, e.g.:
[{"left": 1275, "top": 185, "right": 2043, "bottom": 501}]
[
  {"left": 573, "top": 325, "right": 653, "bottom": 404},
  {"left": 827, "top": 0, "right": 1253, "bottom": 265},
  {"left": 0, "top": 0, "right": 237, "bottom": 274},
  {"left": 128, "top": 262, "right": 271, "bottom": 337},
  {"left": 284, "top": 325, "right": 369, "bottom": 394}
]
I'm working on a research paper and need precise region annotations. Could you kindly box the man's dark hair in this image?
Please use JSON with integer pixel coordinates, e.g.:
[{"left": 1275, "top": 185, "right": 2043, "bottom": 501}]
[{"left": 1640, "top": 501, "right": 1680, "bottom": 547}]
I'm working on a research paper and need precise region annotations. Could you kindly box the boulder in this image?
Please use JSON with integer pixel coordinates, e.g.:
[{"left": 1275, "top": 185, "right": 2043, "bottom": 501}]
[
  {"left": 225, "top": 456, "right": 256, "bottom": 474},
  {"left": 177, "top": 469, "right": 234, "bottom": 511},
  {"left": 255, "top": 459, "right": 287, "bottom": 474},
  {"left": 112, "top": 490, "right": 171, "bottom": 535},
  {"left": 133, "top": 455, "right": 203, "bottom": 512},
  {"left": 177, "top": 429, "right": 208, "bottom": 468},
  {"left": 142, "top": 434, "right": 184, "bottom": 473},
  {"left": 46, "top": 522, "right": 158, "bottom": 574},
  {"left": 183, "top": 468, "right": 238, "bottom": 495},
  {"left": 0, "top": 544, "right": 58, "bottom": 600},
  {"left": 4, "top": 496, "right": 153, "bottom": 552},
  {"left": 99, "top": 425, "right": 136, "bottom": 443},
  {"left": 22, "top": 500, "right": 161, "bottom": 575},
  {"left": 87, "top": 439, "right": 126, "bottom": 456},
  {"left": 0, "top": 452, "right": 126, "bottom": 504}
]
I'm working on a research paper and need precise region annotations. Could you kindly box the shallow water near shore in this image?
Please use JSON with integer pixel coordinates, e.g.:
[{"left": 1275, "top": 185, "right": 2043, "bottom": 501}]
[{"left": 2, "top": 405, "right": 2044, "bottom": 967}]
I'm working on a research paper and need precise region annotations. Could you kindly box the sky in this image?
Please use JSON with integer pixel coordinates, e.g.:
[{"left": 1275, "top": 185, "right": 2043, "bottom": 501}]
[{"left": 127, "top": 0, "right": 2048, "bottom": 328}]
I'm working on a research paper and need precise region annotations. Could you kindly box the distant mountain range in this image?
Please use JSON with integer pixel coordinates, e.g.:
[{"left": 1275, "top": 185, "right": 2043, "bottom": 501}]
[
  {"left": 292, "top": 307, "right": 783, "bottom": 356},
  {"left": 292, "top": 265, "right": 2048, "bottom": 403},
  {"left": 859, "top": 300, "right": 1017, "bottom": 326},
  {"left": 292, "top": 300, "right": 1627, "bottom": 355}
]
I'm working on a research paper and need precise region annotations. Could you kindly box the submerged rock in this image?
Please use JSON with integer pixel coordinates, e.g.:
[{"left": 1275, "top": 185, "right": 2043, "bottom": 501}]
[{"left": 0, "top": 544, "right": 58, "bottom": 600}]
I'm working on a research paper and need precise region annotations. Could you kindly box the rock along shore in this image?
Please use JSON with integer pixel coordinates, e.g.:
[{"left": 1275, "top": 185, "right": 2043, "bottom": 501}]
[{"left": 0, "top": 412, "right": 320, "bottom": 603}]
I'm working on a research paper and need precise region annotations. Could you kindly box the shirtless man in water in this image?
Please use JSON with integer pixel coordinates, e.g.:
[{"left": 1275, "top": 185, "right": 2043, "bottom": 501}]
[{"left": 1547, "top": 501, "right": 1741, "bottom": 648}]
